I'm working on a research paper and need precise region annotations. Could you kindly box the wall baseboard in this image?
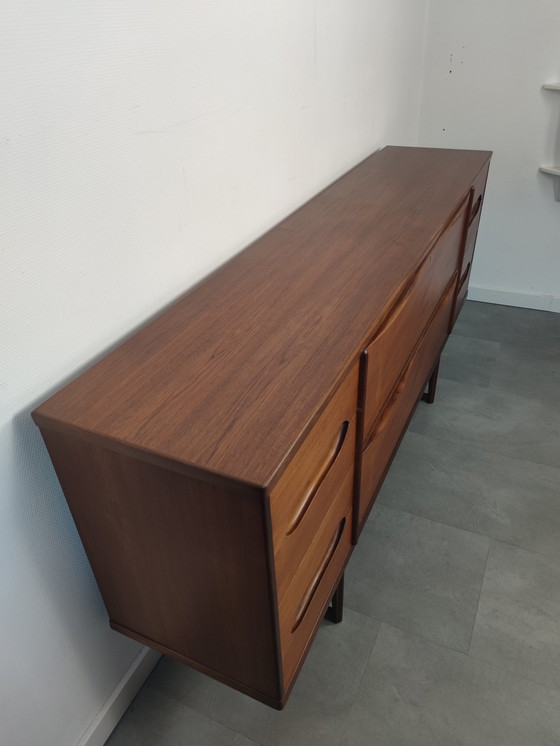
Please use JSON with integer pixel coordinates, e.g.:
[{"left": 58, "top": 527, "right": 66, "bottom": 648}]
[
  {"left": 468, "top": 284, "right": 560, "bottom": 313},
  {"left": 77, "top": 648, "right": 161, "bottom": 746}
]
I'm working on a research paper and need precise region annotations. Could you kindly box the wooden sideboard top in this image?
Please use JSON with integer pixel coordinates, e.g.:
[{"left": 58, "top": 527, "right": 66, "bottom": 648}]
[{"left": 33, "top": 146, "right": 491, "bottom": 489}]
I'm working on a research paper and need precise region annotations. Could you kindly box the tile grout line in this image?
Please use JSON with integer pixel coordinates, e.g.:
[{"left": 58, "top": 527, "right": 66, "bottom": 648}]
[
  {"left": 373, "top": 619, "right": 560, "bottom": 699},
  {"left": 368, "top": 502, "right": 492, "bottom": 547},
  {"left": 343, "top": 596, "right": 480, "bottom": 658},
  {"left": 374, "top": 501, "right": 560, "bottom": 567},
  {"left": 465, "top": 536, "right": 491, "bottom": 655},
  {"left": 335, "top": 618, "right": 383, "bottom": 746},
  {"left": 398, "top": 425, "right": 560, "bottom": 474}
]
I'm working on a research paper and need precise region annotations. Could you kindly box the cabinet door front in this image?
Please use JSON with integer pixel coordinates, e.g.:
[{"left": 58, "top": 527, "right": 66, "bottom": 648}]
[
  {"left": 362, "top": 196, "right": 468, "bottom": 438},
  {"left": 358, "top": 276, "right": 456, "bottom": 531}
]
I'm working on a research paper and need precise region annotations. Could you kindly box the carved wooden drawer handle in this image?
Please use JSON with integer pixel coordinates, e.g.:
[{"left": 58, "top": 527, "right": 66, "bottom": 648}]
[
  {"left": 369, "top": 265, "right": 422, "bottom": 344},
  {"left": 363, "top": 358, "right": 412, "bottom": 449},
  {"left": 286, "top": 421, "right": 349, "bottom": 536},
  {"left": 459, "top": 262, "right": 471, "bottom": 289},
  {"left": 291, "top": 517, "right": 346, "bottom": 633},
  {"left": 363, "top": 271, "right": 457, "bottom": 451},
  {"left": 470, "top": 194, "right": 482, "bottom": 224}
]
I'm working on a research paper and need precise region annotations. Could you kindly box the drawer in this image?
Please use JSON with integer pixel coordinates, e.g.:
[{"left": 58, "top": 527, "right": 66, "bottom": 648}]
[
  {"left": 269, "top": 365, "right": 358, "bottom": 549},
  {"left": 461, "top": 227, "right": 477, "bottom": 290},
  {"left": 358, "top": 276, "right": 456, "bottom": 530},
  {"left": 362, "top": 197, "right": 468, "bottom": 438},
  {"left": 460, "top": 165, "right": 489, "bottom": 279},
  {"left": 278, "top": 470, "right": 353, "bottom": 686},
  {"left": 273, "top": 416, "right": 356, "bottom": 601},
  {"left": 452, "top": 266, "right": 470, "bottom": 325}
]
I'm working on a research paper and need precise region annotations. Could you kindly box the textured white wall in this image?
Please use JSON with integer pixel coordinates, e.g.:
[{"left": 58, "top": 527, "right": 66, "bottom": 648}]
[
  {"left": 419, "top": 0, "right": 560, "bottom": 311},
  {"left": 1, "top": 2, "right": 429, "bottom": 744}
]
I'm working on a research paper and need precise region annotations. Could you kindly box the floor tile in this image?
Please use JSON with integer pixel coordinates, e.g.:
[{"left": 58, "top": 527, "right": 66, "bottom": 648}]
[
  {"left": 106, "top": 687, "right": 259, "bottom": 746},
  {"left": 341, "top": 624, "right": 560, "bottom": 746},
  {"left": 344, "top": 505, "right": 489, "bottom": 652},
  {"left": 147, "top": 609, "right": 380, "bottom": 746},
  {"left": 454, "top": 300, "right": 560, "bottom": 346},
  {"left": 409, "top": 377, "right": 560, "bottom": 470},
  {"left": 489, "top": 338, "right": 560, "bottom": 403},
  {"left": 469, "top": 541, "right": 560, "bottom": 692},
  {"left": 378, "top": 431, "right": 560, "bottom": 561},
  {"left": 439, "top": 334, "right": 500, "bottom": 387}
]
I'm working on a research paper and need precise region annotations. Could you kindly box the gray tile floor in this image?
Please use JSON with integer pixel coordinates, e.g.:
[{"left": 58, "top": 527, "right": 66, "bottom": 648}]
[{"left": 107, "top": 301, "right": 560, "bottom": 746}]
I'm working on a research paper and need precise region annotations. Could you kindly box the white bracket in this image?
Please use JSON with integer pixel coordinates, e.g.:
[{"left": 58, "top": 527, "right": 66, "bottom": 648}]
[
  {"left": 541, "top": 85, "right": 560, "bottom": 200},
  {"left": 539, "top": 166, "right": 560, "bottom": 201}
]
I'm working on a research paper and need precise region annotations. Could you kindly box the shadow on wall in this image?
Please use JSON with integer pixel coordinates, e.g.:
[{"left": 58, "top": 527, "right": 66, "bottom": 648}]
[
  {"left": 9, "top": 277, "right": 196, "bottom": 650},
  {"left": 8, "top": 394, "right": 141, "bottom": 698}
]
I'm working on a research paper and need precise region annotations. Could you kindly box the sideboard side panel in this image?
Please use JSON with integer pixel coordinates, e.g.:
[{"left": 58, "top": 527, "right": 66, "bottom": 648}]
[{"left": 40, "top": 429, "right": 281, "bottom": 702}]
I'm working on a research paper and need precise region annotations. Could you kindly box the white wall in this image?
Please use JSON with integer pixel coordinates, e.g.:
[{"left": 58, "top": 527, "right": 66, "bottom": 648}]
[
  {"left": 0, "top": 2, "right": 429, "bottom": 744},
  {"left": 419, "top": 0, "right": 560, "bottom": 312}
]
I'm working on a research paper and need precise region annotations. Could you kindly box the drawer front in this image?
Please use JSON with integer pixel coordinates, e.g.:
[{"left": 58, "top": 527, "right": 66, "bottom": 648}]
[
  {"left": 453, "top": 267, "right": 470, "bottom": 325},
  {"left": 362, "top": 197, "right": 468, "bottom": 438},
  {"left": 358, "top": 276, "right": 456, "bottom": 529},
  {"left": 460, "top": 165, "right": 489, "bottom": 279},
  {"left": 462, "top": 208, "right": 481, "bottom": 279},
  {"left": 278, "top": 471, "right": 353, "bottom": 686},
  {"left": 273, "top": 417, "right": 355, "bottom": 600},
  {"left": 269, "top": 365, "right": 358, "bottom": 547}
]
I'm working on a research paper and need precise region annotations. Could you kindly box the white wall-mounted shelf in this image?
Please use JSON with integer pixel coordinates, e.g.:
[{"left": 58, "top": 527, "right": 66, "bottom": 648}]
[
  {"left": 540, "top": 85, "right": 560, "bottom": 200},
  {"left": 539, "top": 167, "right": 560, "bottom": 201}
]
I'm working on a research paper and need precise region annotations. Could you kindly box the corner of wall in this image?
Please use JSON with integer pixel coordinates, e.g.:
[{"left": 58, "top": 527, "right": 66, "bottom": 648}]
[
  {"left": 77, "top": 649, "right": 161, "bottom": 746},
  {"left": 414, "top": 0, "right": 433, "bottom": 145}
]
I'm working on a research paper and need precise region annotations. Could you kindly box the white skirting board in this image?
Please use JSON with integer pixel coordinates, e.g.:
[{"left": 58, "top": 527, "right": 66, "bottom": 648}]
[
  {"left": 468, "top": 284, "right": 560, "bottom": 313},
  {"left": 77, "top": 648, "right": 161, "bottom": 746}
]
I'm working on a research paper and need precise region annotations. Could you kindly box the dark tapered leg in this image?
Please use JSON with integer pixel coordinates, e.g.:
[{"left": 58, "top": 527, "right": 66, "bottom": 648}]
[
  {"left": 422, "top": 358, "right": 440, "bottom": 404},
  {"left": 325, "top": 574, "right": 344, "bottom": 624}
]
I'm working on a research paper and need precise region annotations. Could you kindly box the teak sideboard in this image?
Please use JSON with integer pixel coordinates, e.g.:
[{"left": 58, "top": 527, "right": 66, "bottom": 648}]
[{"left": 32, "top": 146, "right": 491, "bottom": 709}]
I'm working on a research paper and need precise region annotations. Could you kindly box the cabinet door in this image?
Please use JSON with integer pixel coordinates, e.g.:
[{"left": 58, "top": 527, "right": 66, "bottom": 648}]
[
  {"left": 361, "top": 197, "right": 468, "bottom": 439},
  {"left": 357, "top": 277, "right": 456, "bottom": 533},
  {"left": 452, "top": 164, "right": 490, "bottom": 325}
]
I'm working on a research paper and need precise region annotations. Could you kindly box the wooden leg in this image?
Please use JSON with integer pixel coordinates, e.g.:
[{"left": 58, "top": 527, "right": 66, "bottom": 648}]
[
  {"left": 325, "top": 574, "right": 344, "bottom": 624},
  {"left": 422, "top": 358, "right": 440, "bottom": 404}
]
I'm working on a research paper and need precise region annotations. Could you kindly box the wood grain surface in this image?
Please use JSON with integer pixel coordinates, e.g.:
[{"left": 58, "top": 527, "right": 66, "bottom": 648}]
[
  {"left": 33, "top": 147, "right": 492, "bottom": 490},
  {"left": 40, "top": 428, "right": 282, "bottom": 701}
]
